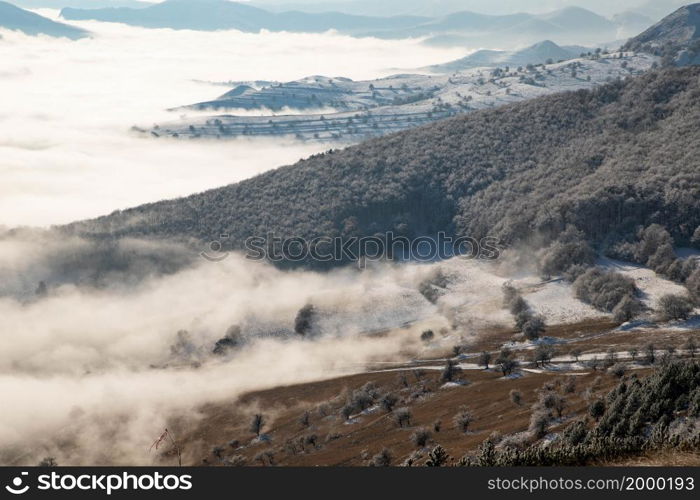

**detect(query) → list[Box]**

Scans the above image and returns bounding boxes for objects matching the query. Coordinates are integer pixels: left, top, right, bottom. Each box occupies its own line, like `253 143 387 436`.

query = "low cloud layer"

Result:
0 14 465 227
0 241 444 465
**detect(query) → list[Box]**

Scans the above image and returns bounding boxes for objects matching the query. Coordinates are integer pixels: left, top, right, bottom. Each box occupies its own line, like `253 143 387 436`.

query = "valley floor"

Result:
165 318 700 467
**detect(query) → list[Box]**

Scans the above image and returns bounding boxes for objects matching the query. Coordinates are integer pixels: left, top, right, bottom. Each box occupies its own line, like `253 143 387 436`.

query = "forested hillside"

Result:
65 67 700 266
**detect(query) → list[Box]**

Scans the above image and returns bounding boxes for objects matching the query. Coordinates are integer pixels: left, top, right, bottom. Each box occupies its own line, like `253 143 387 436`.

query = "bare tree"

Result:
394 407 412 428
380 393 398 413
441 359 462 382
644 343 656 365
478 351 492 370
496 348 518 376
410 427 431 448
453 407 475 433
570 347 583 363
250 414 266 437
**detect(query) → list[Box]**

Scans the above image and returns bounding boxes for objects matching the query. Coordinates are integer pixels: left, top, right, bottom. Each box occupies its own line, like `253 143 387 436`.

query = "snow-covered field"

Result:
154 52 658 141
518 279 603 324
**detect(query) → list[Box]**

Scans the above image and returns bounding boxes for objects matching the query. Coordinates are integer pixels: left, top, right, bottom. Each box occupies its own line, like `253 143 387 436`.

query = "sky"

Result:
0 14 465 228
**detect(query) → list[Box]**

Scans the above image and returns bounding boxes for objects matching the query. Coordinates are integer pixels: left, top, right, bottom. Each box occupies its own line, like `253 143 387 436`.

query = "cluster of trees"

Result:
340 382 381 420
572 268 643 321
502 283 546 339
609 223 700 316
65 67 700 272
459 360 700 466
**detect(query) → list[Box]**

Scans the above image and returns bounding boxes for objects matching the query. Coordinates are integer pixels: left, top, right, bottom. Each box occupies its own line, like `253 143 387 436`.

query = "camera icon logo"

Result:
5 472 29 495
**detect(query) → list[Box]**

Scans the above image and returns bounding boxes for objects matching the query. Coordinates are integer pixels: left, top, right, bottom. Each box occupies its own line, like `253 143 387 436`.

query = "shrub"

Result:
610 363 627 378
510 389 523 406
369 448 392 467
454 407 475 433
562 378 576 394
304 434 318 448
411 428 432 448
294 303 316 336
380 393 398 413
589 399 605 421
395 407 412 428
222 455 246 467
420 330 435 343
212 325 244 355
317 403 331 417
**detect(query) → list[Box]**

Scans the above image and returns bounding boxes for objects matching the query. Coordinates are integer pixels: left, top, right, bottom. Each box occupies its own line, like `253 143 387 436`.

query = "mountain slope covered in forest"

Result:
66 67 700 266
624 3 700 65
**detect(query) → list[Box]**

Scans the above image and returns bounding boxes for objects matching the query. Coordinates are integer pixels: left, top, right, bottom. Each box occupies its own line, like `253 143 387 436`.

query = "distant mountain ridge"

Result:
425 40 582 73
60 0 626 47
60 0 430 33
0 1 89 39
11 0 149 8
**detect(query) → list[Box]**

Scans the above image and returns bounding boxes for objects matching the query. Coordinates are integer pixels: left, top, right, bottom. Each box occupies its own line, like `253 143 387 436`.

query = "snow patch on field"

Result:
519 279 604 324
